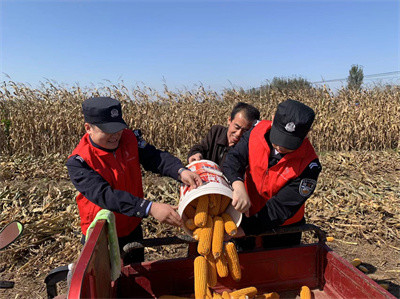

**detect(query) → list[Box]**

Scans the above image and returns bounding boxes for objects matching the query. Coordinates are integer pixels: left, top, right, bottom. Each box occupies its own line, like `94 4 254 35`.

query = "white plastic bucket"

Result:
178 160 242 236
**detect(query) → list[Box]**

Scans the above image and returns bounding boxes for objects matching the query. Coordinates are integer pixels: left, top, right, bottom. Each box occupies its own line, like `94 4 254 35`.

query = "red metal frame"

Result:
68 223 396 298
115 244 395 298
323 249 394 298
68 220 114 299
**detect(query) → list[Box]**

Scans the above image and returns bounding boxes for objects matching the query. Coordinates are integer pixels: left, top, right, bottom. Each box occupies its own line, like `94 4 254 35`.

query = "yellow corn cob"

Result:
212 216 224 258
299 286 311 299
194 195 209 227
213 292 223 299
198 216 213 256
256 292 280 299
238 296 247 299
221 291 230 299
185 218 197 231
206 254 217 287
185 204 197 219
209 194 221 216
193 228 203 240
351 258 362 267
326 236 335 242
219 195 231 215
221 213 237 236
225 242 241 281
215 253 229 278
229 287 258 298
194 256 208 299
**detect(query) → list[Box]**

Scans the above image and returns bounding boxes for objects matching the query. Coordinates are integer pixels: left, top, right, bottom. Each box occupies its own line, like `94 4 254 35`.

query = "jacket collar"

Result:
217 126 229 146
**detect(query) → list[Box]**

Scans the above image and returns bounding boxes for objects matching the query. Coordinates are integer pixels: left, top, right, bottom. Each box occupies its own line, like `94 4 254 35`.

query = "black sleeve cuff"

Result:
125 198 151 218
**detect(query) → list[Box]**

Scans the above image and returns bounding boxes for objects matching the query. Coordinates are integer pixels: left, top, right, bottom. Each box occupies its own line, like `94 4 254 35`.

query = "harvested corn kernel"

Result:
194 256 208 299
300 286 311 299
351 258 362 267
229 286 257 298
262 292 280 299
198 216 213 256
225 242 241 281
194 195 209 227
221 291 230 299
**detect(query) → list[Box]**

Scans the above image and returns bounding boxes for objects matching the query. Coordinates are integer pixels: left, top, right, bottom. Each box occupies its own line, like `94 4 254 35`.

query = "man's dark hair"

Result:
230 102 260 122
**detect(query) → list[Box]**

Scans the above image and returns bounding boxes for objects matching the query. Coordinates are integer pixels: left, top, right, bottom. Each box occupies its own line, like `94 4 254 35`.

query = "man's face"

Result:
85 123 123 150
227 111 253 146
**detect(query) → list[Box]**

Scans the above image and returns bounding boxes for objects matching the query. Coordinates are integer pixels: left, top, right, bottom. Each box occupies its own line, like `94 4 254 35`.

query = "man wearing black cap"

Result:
223 99 322 250
66 97 202 262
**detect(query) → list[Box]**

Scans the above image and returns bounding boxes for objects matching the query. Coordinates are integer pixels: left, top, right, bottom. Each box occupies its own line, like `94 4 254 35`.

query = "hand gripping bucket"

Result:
178 160 242 236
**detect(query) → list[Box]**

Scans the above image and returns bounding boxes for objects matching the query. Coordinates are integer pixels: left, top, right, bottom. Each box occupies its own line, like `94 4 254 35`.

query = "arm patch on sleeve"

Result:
299 178 317 197
75 155 85 163
133 129 147 149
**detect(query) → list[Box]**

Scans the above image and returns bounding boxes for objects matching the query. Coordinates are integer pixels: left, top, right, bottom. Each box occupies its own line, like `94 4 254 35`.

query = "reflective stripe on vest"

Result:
70 129 143 237
245 120 318 225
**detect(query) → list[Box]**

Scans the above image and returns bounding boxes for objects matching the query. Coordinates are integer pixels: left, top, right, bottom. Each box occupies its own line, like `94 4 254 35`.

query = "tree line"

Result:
245 64 366 95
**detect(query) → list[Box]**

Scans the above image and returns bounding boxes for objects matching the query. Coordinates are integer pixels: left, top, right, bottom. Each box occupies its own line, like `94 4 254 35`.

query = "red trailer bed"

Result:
67 220 395 298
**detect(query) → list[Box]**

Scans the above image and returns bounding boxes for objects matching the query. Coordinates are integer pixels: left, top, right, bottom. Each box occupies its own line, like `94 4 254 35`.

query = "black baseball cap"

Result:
270 99 315 150
82 97 128 134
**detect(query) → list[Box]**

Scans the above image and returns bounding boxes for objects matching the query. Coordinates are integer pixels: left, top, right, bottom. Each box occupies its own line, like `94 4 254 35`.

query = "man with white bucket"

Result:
223 99 322 250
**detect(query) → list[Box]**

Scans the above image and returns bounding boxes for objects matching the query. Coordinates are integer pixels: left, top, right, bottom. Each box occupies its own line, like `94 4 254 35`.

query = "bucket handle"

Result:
202 167 231 184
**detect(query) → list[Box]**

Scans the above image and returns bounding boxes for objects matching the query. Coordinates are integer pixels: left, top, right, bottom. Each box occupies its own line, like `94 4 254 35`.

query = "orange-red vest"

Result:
70 129 143 237
245 120 318 225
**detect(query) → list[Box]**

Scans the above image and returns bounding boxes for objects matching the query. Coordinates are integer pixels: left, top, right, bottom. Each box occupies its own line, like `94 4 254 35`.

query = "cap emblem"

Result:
285 122 296 132
110 108 119 118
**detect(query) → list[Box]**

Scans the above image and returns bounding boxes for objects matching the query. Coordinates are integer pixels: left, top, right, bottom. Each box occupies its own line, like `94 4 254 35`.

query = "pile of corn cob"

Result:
185 194 281 299
161 194 311 298
184 194 239 298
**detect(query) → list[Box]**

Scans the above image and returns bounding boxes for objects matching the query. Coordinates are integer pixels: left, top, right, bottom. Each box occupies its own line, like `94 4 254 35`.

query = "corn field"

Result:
0 81 399 298
1 81 399 156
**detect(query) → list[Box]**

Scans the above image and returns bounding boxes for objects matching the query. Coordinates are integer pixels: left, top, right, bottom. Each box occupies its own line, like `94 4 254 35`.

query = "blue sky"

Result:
1 0 399 92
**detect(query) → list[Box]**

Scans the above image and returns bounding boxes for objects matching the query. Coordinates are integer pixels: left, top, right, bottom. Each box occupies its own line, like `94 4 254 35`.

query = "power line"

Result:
365 71 400 78
312 71 400 84
313 77 347 84
364 75 400 81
